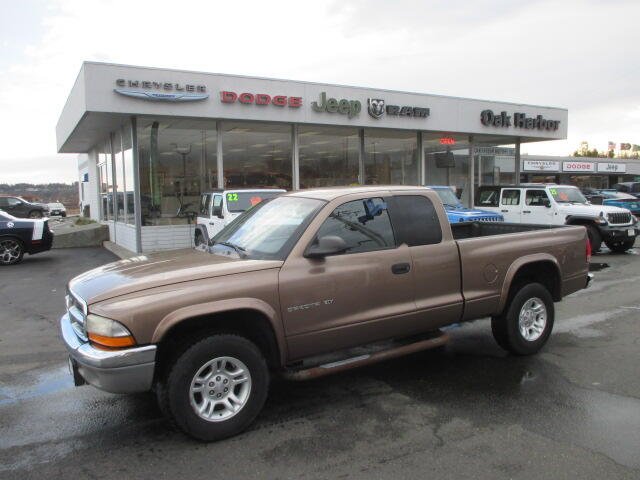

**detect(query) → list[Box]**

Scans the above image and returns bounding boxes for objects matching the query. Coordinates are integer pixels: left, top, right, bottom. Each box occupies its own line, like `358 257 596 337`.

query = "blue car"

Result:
428 186 504 223
596 190 640 216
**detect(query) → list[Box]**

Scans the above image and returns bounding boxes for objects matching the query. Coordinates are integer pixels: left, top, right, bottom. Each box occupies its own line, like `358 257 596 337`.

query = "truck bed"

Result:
451 221 589 322
451 221 562 240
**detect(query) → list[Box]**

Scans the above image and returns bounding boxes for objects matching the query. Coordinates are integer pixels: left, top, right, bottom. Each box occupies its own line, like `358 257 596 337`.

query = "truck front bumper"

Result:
599 224 639 242
60 313 157 394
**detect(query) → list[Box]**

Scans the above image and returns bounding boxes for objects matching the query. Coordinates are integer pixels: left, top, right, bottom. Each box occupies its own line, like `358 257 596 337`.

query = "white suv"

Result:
476 184 638 252
195 189 286 246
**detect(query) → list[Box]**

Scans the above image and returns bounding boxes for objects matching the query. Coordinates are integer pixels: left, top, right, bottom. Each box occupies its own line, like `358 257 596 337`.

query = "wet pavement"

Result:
1 245 639 479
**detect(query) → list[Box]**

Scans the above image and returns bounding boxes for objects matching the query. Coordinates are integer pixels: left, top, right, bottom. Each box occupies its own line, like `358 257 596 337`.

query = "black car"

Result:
0 210 54 265
0 195 49 218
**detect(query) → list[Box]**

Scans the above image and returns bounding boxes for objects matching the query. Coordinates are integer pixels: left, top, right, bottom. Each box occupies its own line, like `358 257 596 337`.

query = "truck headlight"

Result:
86 314 136 349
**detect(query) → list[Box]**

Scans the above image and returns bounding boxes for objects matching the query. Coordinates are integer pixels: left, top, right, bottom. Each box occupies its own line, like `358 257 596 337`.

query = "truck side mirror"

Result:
305 236 348 258
212 205 224 219
543 198 552 208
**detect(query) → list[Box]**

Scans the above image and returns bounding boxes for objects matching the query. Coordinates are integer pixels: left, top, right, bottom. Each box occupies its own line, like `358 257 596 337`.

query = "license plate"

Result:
628 229 635 237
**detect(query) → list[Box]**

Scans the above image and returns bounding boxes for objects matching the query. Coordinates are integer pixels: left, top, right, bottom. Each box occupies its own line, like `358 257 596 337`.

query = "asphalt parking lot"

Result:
1 245 639 479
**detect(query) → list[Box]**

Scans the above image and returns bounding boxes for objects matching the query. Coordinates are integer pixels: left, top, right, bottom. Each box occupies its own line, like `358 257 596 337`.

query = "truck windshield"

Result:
225 191 283 213
433 188 461 208
210 196 324 260
548 187 588 204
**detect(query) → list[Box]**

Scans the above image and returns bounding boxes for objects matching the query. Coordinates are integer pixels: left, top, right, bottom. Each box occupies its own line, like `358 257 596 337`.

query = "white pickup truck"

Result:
475 184 639 252
195 189 285 246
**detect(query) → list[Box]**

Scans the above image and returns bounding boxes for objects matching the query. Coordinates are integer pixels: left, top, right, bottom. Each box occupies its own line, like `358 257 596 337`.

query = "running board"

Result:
282 330 449 381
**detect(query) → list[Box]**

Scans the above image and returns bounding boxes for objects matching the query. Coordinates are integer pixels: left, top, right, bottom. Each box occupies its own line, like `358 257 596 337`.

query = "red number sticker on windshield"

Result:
250 196 263 206
559 192 569 201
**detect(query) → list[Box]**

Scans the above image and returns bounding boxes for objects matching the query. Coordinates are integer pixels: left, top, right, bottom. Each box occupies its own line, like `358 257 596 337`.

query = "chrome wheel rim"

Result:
0 239 21 264
189 356 252 422
29 211 42 218
518 297 547 341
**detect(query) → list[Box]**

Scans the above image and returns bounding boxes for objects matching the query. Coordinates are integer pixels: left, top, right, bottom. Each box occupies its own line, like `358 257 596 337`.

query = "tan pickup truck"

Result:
60 186 591 441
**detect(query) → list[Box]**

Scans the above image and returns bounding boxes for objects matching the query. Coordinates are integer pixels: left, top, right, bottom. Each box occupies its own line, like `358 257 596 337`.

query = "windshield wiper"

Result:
215 241 247 258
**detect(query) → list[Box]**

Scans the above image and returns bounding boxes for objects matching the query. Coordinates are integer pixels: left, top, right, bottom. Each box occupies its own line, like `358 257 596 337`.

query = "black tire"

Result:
586 224 602 253
61 212 67 217
28 210 43 219
194 230 205 247
491 282 554 356
605 238 636 253
0 237 24 266
157 334 269 442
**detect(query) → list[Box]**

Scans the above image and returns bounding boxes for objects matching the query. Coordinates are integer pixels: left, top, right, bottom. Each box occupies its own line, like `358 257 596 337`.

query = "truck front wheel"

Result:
605 238 635 253
586 225 602 253
491 283 555 355
157 334 269 441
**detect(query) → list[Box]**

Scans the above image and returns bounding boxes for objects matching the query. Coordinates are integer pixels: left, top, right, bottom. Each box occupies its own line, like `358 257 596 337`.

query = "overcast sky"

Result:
1 0 639 184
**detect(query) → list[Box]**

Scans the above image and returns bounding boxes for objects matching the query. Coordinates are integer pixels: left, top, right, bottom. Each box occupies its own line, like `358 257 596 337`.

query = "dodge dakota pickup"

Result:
60 186 591 441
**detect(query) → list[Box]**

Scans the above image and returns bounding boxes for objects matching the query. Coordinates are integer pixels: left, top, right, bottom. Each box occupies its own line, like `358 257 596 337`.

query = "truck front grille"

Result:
66 292 87 341
607 212 632 225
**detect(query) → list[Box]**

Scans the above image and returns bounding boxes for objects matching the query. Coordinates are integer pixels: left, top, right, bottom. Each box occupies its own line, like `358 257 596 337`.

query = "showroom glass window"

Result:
222 122 292 190
315 197 396 254
364 130 418 185
298 125 359 188
137 118 217 226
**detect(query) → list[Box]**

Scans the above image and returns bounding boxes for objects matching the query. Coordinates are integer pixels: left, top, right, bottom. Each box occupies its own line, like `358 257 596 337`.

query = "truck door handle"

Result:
501 209 509 213
391 263 411 275
209 222 215 225
523 210 531 214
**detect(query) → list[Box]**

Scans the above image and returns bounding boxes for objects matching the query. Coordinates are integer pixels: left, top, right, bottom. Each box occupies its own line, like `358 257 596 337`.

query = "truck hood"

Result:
68 248 283 305
557 203 630 216
446 206 500 217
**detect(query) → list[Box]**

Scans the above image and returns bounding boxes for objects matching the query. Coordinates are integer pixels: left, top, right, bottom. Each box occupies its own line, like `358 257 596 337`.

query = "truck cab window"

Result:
478 189 499 207
525 190 550 206
501 190 521 206
393 195 442 246
200 194 211 216
315 197 395 254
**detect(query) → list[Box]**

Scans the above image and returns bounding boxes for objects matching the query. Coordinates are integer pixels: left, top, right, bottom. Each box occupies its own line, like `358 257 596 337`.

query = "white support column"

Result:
130 117 142 254
292 124 300 190
418 131 425 185
515 138 521 185
358 129 365 184
217 122 224 188
468 136 475 208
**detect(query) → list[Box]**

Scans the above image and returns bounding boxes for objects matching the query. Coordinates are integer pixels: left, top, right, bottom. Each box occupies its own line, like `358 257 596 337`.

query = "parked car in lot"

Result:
612 182 640 198
47 202 67 217
0 195 49 218
476 184 638 252
428 185 503 223
0 209 54 265
589 190 640 216
61 186 590 441
195 189 286 246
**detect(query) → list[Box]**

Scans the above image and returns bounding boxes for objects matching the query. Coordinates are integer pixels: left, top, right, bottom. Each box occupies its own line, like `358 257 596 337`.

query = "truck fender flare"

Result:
565 215 599 226
498 253 561 312
194 224 209 243
151 297 287 364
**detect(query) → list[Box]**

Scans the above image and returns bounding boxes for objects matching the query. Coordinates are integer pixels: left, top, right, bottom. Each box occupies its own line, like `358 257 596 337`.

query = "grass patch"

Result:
74 217 96 226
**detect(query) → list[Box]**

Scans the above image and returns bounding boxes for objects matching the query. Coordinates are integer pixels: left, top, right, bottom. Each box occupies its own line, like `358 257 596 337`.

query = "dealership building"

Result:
57 62 569 253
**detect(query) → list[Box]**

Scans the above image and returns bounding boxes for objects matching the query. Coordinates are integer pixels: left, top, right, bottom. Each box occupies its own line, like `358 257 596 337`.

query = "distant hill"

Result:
0 182 79 207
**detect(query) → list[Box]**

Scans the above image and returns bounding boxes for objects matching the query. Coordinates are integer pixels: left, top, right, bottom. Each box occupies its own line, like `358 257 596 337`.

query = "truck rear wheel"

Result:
491 283 554 355
586 225 602 253
605 238 635 253
157 334 269 442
